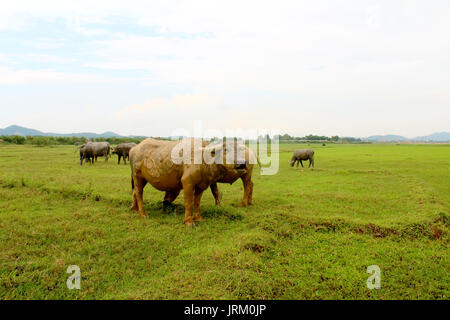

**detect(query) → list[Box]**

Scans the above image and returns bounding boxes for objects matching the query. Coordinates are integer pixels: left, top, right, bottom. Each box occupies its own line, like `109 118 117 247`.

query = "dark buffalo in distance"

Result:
80 143 95 165
112 142 137 165
79 141 111 165
290 148 315 168
92 142 111 162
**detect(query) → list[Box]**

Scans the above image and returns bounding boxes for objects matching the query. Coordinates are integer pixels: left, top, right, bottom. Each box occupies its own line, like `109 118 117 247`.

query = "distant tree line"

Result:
0 134 367 146
0 135 147 146
276 134 364 143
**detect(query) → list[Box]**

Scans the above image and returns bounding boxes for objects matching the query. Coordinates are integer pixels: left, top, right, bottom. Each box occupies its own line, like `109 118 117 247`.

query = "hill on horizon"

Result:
366 134 408 142
366 132 450 142
412 131 450 142
0 125 126 139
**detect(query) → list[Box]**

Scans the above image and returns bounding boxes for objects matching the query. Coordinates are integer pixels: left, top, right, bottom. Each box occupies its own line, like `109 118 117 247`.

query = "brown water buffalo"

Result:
112 142 136 165
209 145 258 207
290 148 314 168
129 138 252 226
163 143 259 207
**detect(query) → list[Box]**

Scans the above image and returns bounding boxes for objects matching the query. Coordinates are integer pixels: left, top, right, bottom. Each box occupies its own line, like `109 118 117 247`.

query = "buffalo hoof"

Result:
184 218 195 227
216 192 223 206
138 211 148 218
193 215 202 222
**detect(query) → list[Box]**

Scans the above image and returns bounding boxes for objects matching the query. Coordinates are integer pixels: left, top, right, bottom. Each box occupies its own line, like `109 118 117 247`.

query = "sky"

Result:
0 0 449 138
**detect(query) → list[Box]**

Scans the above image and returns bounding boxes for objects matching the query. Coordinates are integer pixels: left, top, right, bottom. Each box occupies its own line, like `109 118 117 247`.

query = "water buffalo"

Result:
290 149 314 168
91 142 111 162
162 143 259 207
79 143 95 165
112 142 136 165
209 145 258 207
79 142 110 164
130 138 252 226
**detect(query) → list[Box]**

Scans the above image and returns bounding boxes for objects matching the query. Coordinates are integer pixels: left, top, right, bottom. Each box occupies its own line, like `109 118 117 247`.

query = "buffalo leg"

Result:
241 174 253 206
181 178 195 226
300 160 304 168
131 182 138 212
247 178 254 205
192 188 205 222
118 155 121 165
131 191 138 212
123 154 127 165
210 183 222 205
296 159 299 168
309 157 314 168
132 176 148 217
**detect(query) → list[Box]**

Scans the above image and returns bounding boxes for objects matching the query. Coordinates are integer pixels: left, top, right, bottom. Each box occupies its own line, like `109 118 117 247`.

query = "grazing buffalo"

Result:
79 142 110 165
112 142 136 165
130 138 252 226
92 142 111 162
290 149 314 168
80 143 95 165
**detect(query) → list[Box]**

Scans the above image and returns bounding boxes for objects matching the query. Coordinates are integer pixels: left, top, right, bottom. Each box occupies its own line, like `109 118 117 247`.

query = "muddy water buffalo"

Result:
162 144 259 207
112 142 136 165
209 145 258 207
290 149 314 168
130 138 252 226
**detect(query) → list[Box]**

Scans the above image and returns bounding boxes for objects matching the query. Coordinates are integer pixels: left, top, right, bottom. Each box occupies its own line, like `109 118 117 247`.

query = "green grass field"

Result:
0 143 448 299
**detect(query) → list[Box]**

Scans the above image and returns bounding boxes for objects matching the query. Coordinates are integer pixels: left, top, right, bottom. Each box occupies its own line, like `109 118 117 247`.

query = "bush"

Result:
1 135 26 144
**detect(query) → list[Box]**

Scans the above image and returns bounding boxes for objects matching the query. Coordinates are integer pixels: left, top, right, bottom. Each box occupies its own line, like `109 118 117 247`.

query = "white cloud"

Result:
14 54 76 64
0 66 125 85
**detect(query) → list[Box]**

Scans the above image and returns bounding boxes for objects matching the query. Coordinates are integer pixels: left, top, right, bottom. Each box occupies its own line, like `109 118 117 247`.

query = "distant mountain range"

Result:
411 132 450 142
1 125 449 142
366 135 409 142
0 125 126 139
366 132 450 142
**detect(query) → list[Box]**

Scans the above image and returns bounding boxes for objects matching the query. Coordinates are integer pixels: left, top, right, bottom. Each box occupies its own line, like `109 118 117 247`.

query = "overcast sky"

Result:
0 0 449 138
